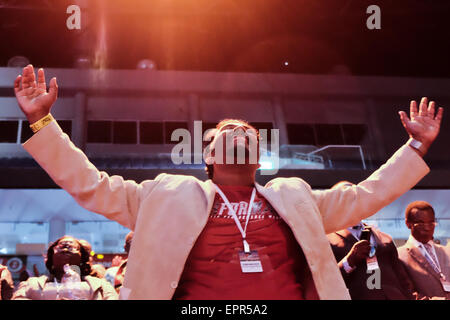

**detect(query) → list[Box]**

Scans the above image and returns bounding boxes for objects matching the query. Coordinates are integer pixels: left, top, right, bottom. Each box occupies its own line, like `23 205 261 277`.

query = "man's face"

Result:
406 209 436 244
210 122 259 165
52 237 82 269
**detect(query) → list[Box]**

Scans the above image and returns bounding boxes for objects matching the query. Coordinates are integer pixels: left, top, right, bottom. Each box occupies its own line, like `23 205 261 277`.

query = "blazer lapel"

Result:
434 246 447 274
85 276 102 295
201 179 218 217
255 183 288 221
406 243 442 282
37 275 49 290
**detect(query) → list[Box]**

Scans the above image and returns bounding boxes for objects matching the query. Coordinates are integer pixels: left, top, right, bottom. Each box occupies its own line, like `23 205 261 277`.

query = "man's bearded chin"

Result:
205 133 259 165
215 140 259 165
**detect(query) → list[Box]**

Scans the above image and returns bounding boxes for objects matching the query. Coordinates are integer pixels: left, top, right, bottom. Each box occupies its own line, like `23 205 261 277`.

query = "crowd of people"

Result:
1 65 446 300
0 232 133 300
0 204 448 300
328 197 449 300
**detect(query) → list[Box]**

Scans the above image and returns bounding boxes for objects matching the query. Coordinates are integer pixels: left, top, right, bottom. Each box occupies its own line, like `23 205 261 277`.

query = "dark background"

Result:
1 0 450 77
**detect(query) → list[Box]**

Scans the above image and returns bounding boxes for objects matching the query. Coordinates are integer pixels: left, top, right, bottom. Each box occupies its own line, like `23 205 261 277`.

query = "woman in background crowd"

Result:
12 236 117 300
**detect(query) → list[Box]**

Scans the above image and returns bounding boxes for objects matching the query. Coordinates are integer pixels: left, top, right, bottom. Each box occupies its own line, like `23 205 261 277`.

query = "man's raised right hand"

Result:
346 240 371 268
14 64 58 124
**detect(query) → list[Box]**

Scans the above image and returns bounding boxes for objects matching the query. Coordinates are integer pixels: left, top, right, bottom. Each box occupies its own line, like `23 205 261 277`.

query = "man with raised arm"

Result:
14 65 443 300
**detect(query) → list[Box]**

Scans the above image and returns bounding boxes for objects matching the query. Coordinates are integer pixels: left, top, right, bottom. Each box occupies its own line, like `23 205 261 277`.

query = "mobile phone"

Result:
360 228 371 241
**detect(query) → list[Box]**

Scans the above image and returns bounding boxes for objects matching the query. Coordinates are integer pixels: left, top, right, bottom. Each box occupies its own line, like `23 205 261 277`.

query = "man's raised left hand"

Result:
399 97 444 156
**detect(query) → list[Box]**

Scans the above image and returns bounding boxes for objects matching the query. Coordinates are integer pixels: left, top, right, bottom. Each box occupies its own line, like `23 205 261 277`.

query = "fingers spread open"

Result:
399 111 410 130
435 107 444 123
37 68 46 91
410 100 418 119
418 97 428 117
49 77 58 100
21 65 36 89
427 100 436 118
14 75 22 94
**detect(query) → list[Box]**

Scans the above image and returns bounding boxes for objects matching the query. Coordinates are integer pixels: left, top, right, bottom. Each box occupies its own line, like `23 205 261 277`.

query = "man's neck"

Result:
52 270 64 282
409 234 433 246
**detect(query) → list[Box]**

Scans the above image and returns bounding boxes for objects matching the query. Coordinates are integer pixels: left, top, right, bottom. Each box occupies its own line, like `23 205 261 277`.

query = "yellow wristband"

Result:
29 113 55 133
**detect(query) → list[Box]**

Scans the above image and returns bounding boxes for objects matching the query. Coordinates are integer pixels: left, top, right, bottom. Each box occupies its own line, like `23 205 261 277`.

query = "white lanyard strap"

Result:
54 278 62 299
214 184 256 253
421 244 443 277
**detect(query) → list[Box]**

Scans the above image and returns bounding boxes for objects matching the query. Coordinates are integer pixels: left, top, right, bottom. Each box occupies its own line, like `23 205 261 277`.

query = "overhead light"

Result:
7 56 30 68
137 59 157 70
74 56 92 69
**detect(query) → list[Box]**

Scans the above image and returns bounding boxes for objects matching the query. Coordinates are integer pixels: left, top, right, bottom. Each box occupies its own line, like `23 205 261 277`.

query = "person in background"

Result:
328 220 417 300
13 65 443 299
105 231 134 293
104 258 121 288
79 239 107 279
327 181 416 300
398 201 450 299
12 236 118 300
0 264 14 300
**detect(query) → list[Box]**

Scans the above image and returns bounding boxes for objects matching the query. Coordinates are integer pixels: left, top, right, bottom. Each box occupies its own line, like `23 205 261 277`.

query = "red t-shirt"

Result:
173 185 318 300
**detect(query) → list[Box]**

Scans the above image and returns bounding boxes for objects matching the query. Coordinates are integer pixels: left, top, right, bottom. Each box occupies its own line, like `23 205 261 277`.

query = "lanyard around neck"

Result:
421 243 443 277
214 184 256 253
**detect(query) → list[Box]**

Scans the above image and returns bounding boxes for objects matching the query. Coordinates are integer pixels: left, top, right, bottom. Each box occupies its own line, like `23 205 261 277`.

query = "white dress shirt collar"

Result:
407 234 435 250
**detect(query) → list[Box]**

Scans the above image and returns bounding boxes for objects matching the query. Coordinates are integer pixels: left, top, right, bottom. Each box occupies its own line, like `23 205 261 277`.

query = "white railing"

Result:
306 145 366 169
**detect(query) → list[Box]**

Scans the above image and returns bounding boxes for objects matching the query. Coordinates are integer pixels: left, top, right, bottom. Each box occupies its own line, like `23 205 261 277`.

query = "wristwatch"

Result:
407 137 427 154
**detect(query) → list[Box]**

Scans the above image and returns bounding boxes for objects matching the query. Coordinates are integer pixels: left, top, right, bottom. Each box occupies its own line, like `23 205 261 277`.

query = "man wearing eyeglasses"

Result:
327 182 417 300
398 201 450 299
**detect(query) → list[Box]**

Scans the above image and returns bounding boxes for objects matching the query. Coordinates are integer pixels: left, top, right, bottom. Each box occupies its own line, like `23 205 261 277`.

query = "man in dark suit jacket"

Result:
398 201 450 299
327 222 416 300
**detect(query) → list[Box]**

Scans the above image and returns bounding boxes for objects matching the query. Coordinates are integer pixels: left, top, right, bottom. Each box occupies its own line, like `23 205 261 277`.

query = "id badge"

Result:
239 250 263 273
441 279 450 292
366 255 379 271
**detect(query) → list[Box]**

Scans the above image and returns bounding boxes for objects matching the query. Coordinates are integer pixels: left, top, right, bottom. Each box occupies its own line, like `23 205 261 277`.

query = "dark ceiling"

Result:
1 0 450 77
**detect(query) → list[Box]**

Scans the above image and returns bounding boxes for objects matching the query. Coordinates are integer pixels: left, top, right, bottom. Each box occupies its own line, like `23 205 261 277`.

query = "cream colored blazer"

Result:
23 121 429 300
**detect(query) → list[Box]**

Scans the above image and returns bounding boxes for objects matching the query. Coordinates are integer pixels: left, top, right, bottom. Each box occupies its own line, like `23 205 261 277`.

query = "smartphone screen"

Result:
360 229 371 241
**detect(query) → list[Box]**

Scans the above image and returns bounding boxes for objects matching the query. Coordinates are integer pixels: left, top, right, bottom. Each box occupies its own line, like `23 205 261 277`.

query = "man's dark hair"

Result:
204 119 259 180
405 200 435 222
45 236 92 277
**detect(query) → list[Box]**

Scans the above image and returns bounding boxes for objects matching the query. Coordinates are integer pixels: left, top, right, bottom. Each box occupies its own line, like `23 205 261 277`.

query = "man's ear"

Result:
203 145 215 165
405 220 412 230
